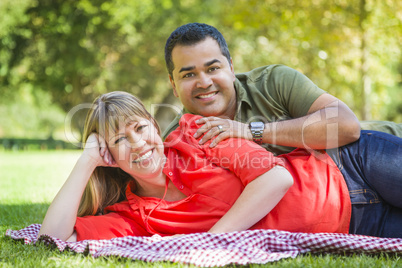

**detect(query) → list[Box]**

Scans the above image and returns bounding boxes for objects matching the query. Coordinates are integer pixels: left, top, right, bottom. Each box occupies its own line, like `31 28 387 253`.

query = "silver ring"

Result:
217 125 224 133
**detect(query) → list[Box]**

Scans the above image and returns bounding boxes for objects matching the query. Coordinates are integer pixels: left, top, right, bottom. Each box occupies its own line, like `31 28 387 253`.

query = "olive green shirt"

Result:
163 64 402 155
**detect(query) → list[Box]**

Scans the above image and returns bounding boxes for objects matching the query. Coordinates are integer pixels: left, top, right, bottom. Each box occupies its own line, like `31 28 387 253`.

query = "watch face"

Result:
250 121 265 129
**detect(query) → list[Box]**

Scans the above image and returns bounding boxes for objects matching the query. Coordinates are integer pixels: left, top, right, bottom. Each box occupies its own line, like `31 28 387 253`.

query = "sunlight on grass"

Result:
0 150 81 204
0 150 81 231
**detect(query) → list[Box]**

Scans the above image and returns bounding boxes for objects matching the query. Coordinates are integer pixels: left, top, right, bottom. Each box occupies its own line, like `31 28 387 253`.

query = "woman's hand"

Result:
83 133 118 167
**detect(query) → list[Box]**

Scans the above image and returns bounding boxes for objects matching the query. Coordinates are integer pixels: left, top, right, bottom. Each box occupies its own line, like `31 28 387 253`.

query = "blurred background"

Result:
0 0 401 150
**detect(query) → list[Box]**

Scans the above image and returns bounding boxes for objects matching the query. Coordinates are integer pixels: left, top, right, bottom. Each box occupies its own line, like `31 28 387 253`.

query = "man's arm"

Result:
194 93 361 150
264 93 361 149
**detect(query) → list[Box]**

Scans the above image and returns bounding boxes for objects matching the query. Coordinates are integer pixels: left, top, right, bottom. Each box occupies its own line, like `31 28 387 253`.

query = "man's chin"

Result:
197 111 226 118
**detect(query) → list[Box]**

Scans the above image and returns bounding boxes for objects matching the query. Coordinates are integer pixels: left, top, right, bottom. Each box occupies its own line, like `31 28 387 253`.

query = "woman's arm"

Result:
38 134 115 241
208 165 293 233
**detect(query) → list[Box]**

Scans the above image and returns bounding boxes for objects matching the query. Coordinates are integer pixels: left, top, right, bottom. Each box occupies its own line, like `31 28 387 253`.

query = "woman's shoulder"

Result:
165 114 202 143
179 114 203 132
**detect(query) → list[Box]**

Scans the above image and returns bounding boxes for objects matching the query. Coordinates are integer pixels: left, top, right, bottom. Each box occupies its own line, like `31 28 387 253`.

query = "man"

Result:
163 22 401 155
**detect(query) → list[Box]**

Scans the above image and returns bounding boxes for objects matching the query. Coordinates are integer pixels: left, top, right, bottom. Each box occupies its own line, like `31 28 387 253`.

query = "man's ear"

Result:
230 58 235 82
169 75 179 97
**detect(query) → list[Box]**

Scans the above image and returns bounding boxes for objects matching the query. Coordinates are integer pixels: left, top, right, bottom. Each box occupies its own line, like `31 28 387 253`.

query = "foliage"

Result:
0 84 66 139
1 150 402 267
0 0 401 139
218 0 402 120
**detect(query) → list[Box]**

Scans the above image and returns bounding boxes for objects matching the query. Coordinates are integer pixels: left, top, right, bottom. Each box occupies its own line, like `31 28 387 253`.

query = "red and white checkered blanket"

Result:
5 224 402 266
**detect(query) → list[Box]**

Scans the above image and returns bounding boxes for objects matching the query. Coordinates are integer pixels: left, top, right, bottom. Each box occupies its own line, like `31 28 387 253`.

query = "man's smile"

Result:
195 91 218 100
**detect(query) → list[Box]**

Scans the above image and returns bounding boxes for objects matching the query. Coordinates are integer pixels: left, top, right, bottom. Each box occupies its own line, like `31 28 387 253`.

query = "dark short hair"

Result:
164 23 231 77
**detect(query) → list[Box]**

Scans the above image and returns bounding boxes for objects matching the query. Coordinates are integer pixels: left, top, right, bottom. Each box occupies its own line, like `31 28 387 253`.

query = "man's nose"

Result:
196 72 213 89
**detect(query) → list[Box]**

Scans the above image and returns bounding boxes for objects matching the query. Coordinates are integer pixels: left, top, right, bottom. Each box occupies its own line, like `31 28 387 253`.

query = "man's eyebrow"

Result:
178 59 221 73
205 59 221 67
179 66 195 73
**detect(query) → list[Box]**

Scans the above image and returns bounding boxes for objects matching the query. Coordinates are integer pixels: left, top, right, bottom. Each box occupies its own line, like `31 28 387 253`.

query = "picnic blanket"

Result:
5 224 402 267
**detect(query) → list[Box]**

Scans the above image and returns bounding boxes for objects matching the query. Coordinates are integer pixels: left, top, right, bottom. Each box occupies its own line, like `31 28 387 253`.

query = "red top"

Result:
75 114 351 241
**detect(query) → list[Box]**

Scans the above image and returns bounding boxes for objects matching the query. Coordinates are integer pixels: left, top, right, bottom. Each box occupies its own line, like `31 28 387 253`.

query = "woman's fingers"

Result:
84 133 118 167
103 148 118 167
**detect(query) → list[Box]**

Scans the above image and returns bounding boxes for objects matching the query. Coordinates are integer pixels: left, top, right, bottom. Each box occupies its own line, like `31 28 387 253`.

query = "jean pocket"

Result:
349 189 380 204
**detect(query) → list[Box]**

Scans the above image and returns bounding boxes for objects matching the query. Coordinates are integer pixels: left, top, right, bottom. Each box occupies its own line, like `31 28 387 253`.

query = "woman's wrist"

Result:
78 153 100 170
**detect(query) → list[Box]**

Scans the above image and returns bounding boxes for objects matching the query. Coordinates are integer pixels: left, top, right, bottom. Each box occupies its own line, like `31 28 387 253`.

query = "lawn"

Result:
1 150 401 267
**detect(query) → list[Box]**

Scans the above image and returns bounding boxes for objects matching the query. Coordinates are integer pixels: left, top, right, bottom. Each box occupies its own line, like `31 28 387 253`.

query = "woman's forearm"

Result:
38 155 97 241
208 166 293 233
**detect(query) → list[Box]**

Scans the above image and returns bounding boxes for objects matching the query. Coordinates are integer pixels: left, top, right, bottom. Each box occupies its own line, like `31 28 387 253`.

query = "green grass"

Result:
1 151 401 267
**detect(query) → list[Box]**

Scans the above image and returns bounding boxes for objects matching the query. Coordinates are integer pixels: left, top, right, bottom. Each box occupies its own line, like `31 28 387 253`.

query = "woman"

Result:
38 91 402 242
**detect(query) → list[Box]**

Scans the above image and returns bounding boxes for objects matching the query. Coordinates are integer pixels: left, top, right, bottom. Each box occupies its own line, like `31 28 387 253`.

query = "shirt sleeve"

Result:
74 212 149 241
245 65 326 119
269 65 326 118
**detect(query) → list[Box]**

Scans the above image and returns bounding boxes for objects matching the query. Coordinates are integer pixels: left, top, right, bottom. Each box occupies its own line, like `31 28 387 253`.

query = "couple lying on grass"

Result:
39 91 402 241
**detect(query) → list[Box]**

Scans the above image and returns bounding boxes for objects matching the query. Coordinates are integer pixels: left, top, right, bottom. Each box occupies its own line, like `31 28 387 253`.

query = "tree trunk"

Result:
359 0 371 120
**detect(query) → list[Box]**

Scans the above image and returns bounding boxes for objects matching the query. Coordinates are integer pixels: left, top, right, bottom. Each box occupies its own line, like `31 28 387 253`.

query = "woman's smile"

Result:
131 148 154 164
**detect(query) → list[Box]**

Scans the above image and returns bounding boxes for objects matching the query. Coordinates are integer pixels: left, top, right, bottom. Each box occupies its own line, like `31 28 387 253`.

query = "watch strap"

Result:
249 121 265 145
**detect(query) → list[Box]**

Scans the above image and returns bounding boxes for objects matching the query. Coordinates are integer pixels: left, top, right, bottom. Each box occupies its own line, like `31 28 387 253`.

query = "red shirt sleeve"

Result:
167 114 286 186
74 209 149 241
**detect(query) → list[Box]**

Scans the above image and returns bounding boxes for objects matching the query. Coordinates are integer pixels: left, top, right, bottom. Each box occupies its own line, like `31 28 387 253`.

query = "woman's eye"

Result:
114 137 126 144
137 125 147 132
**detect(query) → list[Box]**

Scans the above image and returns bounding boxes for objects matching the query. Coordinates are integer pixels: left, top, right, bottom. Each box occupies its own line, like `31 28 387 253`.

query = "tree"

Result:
1 0 400 141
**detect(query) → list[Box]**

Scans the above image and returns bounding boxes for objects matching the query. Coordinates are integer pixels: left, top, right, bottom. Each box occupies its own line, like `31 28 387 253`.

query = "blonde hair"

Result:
77 91 160 216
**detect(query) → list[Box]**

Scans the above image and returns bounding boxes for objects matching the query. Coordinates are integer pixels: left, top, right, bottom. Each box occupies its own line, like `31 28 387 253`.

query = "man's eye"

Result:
183 73 194 78
208 67 219 72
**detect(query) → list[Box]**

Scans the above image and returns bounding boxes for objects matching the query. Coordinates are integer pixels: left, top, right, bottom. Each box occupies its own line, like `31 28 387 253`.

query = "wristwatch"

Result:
249 121 265 144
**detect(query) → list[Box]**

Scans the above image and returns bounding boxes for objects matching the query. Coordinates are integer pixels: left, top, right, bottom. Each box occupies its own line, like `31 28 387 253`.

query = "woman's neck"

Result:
134 173 186 201
134 172 167 199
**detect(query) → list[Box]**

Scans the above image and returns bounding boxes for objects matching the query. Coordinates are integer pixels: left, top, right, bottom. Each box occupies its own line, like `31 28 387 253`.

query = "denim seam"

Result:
349 189 380 204
362 132 402 147
337 147 344 171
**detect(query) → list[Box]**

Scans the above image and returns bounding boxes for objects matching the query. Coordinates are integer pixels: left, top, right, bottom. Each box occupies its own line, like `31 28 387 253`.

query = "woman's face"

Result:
106 116 165 180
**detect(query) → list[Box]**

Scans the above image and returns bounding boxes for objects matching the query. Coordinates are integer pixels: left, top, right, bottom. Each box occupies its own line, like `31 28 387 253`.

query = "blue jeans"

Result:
327 130 402 238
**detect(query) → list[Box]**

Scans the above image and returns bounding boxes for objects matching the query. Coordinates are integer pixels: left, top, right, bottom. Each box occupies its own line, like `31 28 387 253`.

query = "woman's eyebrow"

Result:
109 121 138 140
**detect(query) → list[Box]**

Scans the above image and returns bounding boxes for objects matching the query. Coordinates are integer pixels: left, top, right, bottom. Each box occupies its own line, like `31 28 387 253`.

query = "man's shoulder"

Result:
235 64 296 82
234 64 298 97
162 113 182 140
162 113 204 140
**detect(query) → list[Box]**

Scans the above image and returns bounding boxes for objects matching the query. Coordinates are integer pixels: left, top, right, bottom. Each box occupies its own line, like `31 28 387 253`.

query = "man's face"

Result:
169 37 237 119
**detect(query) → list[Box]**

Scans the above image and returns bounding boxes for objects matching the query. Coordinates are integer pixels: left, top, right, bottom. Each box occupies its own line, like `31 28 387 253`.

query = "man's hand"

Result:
194 117 252 148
